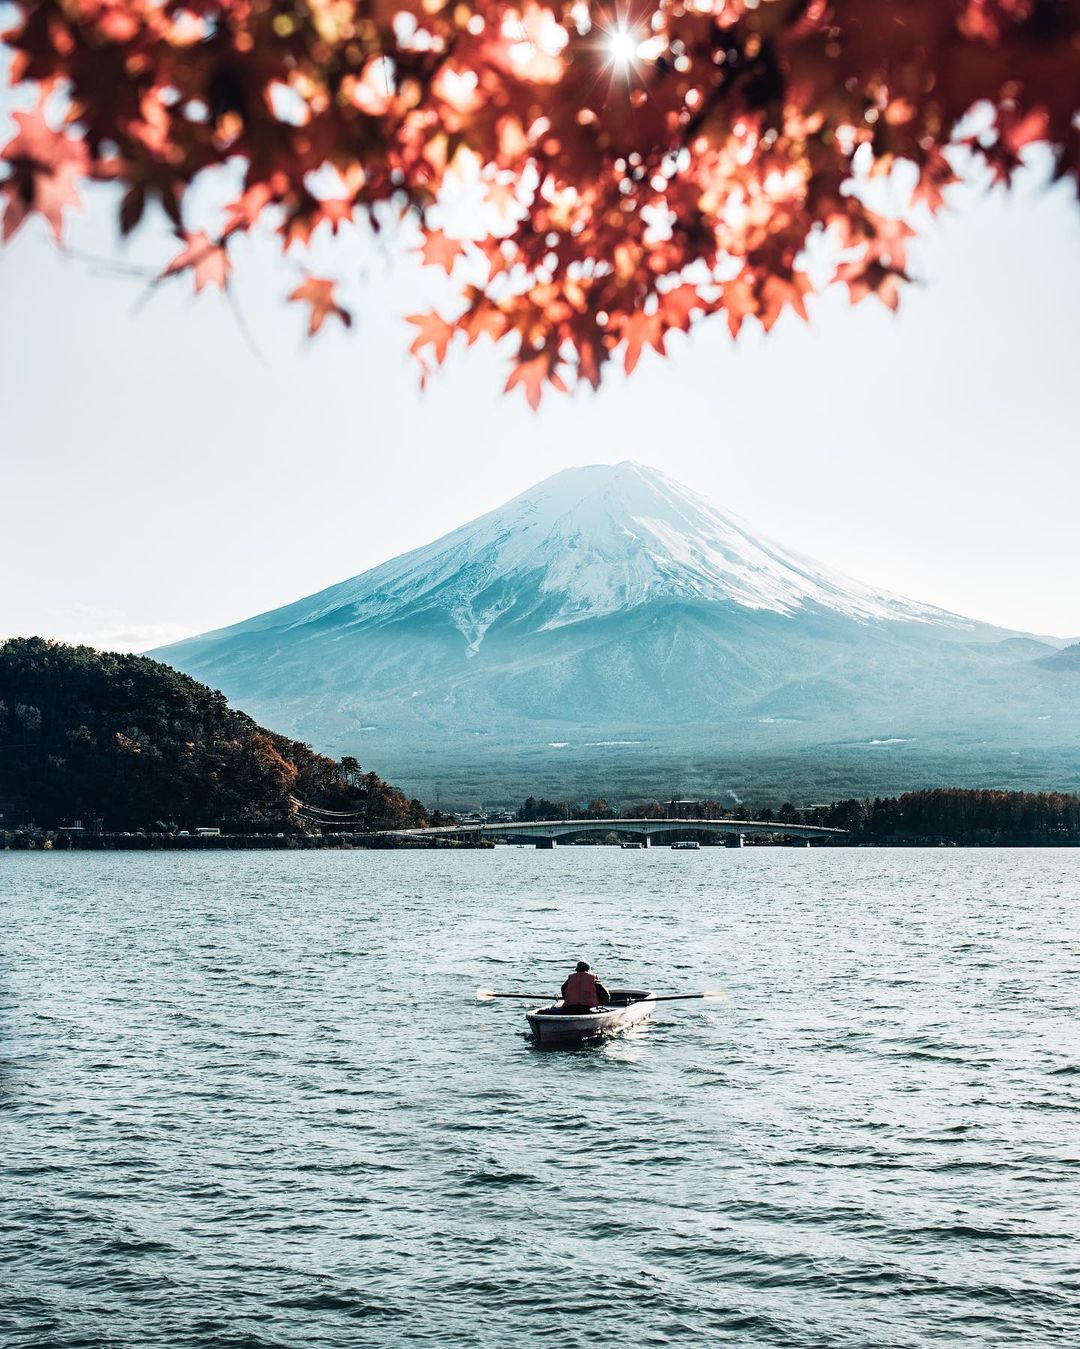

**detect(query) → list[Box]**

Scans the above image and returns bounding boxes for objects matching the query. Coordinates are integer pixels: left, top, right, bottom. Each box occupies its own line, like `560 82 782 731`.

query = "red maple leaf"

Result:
659 284 701 333
407 311 455 363
720 275 760 338
911 148 959 212
1000 107 1051 157
1 105 88 242
223 184 277 235
2 163 83 243
575 338 605 391
282 213 317 251
161 232 231 293
476 237 510 283
837 258 905 311
759 275 811 331
460 301 509 346
420 228 465 275
1 105 88 178
620 312 665 375
288 277 352 335
504 353 567 410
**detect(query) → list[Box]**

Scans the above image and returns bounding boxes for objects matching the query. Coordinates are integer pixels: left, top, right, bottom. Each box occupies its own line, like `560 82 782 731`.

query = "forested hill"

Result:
0 638 427 832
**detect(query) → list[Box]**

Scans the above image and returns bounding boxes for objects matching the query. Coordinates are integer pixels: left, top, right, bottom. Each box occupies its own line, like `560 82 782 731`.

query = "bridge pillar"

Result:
642 835 651 848
725 833 745 848
536 838 557 849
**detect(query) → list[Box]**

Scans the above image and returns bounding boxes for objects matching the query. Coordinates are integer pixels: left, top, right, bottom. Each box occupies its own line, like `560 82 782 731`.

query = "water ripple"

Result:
2 847 1078 1346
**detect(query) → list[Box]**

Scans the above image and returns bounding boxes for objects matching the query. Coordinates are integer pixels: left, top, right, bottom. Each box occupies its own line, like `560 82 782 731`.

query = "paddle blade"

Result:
475 987 496 1001
702 990 727 1001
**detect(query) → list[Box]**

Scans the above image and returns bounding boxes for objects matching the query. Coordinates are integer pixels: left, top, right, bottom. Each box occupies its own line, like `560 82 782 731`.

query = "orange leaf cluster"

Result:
3 0 1078 402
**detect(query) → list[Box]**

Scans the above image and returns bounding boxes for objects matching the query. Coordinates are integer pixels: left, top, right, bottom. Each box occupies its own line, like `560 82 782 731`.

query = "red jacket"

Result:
562 970 606 1006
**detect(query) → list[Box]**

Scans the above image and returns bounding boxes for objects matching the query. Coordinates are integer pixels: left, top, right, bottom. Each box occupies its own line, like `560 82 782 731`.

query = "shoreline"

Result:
4 831 1079 851
0 830 494 851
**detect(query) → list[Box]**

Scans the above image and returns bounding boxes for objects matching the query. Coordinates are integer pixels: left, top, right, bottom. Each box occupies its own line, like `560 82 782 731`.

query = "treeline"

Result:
0 638 427 832
516 789 1080 845
801 790 1080 845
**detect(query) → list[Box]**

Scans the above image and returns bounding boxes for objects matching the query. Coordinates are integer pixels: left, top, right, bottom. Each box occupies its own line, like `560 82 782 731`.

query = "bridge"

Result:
370 817 847 847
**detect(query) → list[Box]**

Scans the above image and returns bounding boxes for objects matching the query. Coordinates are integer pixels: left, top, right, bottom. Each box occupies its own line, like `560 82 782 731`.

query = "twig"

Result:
225 283 267 365
65 247 157 280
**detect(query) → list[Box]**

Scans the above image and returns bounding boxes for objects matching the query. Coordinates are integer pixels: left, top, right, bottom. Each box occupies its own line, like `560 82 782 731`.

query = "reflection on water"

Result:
2 847 1078 1346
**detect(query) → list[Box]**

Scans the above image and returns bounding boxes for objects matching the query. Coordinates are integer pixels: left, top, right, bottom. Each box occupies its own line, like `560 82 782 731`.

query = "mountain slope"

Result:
154 463 1078 803
188 461 960 647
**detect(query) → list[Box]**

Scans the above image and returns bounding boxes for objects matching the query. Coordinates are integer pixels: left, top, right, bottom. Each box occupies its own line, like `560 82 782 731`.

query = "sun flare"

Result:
606 23 637 70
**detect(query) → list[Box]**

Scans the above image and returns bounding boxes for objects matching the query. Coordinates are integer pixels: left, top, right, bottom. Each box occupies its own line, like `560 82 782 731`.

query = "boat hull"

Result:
526 989 655 1044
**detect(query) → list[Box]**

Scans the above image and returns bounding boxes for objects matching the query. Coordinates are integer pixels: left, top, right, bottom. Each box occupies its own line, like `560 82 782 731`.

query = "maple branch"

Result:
0 0 1076 403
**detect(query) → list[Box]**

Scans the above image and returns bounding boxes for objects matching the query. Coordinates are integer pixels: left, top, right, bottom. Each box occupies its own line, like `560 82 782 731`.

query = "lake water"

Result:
2 848 1078 1347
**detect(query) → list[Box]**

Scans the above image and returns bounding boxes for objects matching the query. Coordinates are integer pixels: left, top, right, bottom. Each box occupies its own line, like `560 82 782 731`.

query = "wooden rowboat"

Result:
526 988 655 1044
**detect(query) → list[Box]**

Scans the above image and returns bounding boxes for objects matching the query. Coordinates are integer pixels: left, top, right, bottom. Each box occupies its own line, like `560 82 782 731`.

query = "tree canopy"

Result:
515 789 1080 842
0 637 427 830
3 0 1078 402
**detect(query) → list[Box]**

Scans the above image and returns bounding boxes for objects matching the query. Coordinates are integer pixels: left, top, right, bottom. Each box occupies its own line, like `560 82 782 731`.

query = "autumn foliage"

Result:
3 0 1078 403
0 637 428 830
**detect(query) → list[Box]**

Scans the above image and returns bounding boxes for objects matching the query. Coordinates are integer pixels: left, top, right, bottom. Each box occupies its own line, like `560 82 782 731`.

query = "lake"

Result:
2 848 1078 1346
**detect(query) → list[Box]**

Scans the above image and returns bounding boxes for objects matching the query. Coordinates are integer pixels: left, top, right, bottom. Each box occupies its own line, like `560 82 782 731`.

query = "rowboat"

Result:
526 988 655 1044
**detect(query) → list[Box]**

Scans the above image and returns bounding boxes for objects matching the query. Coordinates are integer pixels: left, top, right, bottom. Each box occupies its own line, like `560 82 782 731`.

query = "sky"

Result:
2 80 1079 649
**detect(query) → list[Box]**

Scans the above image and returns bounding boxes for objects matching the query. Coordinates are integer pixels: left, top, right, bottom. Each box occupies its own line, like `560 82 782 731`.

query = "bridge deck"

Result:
376 817 846 841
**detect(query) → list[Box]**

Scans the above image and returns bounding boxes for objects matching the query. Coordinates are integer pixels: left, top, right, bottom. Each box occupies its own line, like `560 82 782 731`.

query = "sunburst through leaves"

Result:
2 0 1078 404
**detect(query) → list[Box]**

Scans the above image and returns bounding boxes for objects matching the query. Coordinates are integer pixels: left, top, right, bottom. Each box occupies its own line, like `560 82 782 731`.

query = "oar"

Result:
476 987 725 1003
644 991 726 1003
476 988 555 1001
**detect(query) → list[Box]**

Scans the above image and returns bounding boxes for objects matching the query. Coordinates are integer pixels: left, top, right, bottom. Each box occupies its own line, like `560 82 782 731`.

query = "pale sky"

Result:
2 77 1079 648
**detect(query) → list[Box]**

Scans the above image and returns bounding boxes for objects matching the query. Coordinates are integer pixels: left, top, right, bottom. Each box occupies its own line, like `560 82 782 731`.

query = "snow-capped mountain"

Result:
222 462 958 649
154 463 1076 803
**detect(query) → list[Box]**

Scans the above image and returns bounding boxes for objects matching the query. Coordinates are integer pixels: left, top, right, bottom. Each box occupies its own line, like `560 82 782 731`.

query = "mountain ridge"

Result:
154 462 1078 804
179 462 971 655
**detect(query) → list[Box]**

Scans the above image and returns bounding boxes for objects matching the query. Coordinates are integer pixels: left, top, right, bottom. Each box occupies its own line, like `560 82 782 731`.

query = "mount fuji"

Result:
154 463 1078 804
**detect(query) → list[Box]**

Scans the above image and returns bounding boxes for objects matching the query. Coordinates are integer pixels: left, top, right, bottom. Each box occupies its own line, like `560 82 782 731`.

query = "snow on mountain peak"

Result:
278 460 956 650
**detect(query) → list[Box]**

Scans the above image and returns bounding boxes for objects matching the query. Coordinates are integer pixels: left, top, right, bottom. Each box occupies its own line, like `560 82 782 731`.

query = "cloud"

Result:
1 607 195 654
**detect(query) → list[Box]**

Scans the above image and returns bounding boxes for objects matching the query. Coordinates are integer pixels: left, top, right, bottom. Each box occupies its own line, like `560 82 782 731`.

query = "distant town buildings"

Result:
451 810 516 827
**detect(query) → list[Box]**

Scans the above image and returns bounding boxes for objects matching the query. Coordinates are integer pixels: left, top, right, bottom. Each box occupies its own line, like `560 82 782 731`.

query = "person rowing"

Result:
560 960 611 1013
